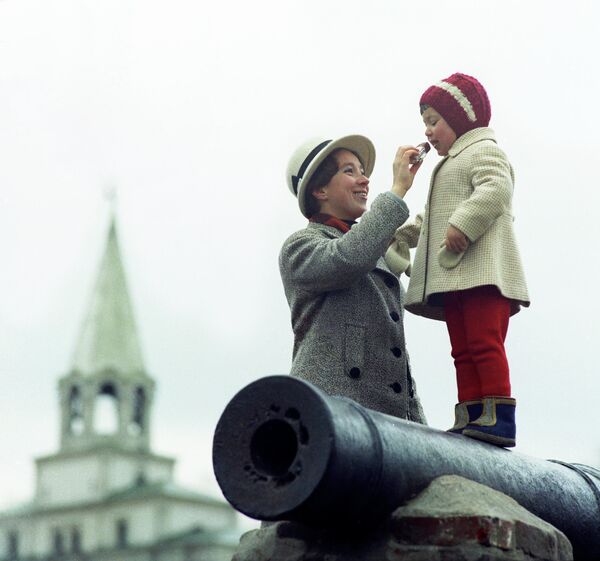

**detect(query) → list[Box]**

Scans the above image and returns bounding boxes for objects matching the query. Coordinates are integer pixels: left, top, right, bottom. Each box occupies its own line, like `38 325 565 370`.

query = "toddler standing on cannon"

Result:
390 73 529 447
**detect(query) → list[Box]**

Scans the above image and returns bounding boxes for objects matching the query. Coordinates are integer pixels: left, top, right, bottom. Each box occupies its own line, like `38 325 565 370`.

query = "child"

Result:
390 73 529 447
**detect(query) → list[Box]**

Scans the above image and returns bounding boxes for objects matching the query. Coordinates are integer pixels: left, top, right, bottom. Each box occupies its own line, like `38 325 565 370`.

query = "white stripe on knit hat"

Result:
436 80 477 122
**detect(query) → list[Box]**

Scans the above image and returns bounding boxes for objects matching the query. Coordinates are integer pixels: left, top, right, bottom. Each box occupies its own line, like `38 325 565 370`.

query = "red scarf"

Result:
309 213 353 234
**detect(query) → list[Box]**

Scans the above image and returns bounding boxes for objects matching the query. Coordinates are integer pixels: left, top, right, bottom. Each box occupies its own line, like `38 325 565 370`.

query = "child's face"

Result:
422 107 457 156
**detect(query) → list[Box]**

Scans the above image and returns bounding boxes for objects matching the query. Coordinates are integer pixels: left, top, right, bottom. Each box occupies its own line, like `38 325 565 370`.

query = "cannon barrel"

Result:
212 376 600 560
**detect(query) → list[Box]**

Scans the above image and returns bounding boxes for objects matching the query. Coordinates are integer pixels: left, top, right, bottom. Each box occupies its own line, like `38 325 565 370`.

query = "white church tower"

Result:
38 218 165 507
0 217 239 561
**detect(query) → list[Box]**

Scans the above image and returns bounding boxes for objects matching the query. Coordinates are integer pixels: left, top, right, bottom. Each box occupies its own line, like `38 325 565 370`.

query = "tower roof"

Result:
70 217 145 376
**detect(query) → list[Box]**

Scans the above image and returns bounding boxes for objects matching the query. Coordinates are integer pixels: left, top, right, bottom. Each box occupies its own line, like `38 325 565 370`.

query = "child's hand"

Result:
445 225 469 253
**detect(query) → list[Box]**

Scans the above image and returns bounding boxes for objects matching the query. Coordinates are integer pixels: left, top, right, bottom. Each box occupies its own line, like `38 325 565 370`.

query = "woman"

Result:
279 135 427 422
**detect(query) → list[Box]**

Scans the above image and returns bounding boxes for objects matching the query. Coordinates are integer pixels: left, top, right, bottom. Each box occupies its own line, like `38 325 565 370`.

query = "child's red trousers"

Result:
443 285 511 401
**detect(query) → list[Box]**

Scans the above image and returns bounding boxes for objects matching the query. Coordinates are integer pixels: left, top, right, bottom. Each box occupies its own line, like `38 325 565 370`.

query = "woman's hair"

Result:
305 148 362 218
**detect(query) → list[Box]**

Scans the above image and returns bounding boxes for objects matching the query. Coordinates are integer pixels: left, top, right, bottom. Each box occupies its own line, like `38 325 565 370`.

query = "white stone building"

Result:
0 218 239 561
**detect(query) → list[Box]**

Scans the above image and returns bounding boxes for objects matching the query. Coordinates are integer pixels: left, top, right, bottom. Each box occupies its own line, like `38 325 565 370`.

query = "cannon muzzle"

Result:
212 375 600 560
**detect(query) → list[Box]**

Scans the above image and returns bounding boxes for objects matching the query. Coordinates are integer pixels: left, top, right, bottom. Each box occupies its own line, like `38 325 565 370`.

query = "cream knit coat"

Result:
392 128 529 321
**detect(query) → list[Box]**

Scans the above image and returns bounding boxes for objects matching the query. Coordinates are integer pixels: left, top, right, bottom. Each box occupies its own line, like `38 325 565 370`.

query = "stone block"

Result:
232 524 308 561
231 476 573 561
389 475 573 561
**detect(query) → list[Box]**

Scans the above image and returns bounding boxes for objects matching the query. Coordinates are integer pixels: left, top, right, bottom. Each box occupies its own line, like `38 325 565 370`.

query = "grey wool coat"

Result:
393 128 530 321
279 192 427 423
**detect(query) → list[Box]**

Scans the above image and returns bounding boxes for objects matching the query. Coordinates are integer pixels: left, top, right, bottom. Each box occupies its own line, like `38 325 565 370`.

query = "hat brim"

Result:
297 135 375 218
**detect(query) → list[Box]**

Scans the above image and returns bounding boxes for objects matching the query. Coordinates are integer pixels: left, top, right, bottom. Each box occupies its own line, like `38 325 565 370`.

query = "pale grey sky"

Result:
1 0 599 515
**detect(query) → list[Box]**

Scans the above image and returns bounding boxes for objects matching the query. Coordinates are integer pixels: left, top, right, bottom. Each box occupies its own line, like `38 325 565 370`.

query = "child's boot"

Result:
462 396 516 448
447 400 483 434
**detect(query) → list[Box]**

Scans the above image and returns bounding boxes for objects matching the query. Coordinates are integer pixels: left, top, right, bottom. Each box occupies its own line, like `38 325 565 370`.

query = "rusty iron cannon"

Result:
212 376 600 560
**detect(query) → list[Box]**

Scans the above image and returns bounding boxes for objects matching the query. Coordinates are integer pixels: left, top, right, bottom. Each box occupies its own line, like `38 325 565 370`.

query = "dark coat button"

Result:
391 347 402 358
389 311 400 322
389 382 402 393
384 277 395 288
348 367 361 379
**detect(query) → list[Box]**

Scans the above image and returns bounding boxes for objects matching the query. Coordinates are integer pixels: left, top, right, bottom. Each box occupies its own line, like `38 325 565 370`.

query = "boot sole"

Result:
447 428 464 434
463 428 515 448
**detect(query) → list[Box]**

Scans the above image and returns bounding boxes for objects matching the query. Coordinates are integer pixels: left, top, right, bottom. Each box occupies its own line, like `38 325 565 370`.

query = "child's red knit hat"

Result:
420 73 491 138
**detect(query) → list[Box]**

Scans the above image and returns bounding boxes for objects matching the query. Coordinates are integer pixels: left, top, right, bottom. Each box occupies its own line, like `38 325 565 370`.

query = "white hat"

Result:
286 135 376 218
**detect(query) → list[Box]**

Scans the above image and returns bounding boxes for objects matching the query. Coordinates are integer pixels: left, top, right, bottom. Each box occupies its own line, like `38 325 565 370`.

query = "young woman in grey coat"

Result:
279 135 427 423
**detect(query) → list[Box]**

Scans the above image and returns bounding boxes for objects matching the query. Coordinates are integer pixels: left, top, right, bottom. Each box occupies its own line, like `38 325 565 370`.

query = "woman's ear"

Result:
312 186 328 201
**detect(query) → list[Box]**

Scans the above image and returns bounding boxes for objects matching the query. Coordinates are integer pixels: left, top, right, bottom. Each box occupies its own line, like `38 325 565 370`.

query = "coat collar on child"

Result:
448 127 496 158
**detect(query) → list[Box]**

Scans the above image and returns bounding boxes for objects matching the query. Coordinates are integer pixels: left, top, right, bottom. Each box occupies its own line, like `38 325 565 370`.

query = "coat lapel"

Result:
448 127 496 157
307 221 344 238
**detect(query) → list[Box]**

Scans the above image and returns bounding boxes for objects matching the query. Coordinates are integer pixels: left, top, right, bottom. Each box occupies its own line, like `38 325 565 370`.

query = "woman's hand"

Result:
391 145 422 198
445 225 470 253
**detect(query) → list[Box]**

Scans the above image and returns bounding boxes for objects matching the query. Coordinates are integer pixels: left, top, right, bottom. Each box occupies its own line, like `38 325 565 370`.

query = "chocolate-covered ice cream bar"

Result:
411 141 430 163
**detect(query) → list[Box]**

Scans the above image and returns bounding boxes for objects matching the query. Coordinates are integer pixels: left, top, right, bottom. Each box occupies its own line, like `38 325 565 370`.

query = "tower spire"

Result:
59 215 154 452
70 216 145 376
